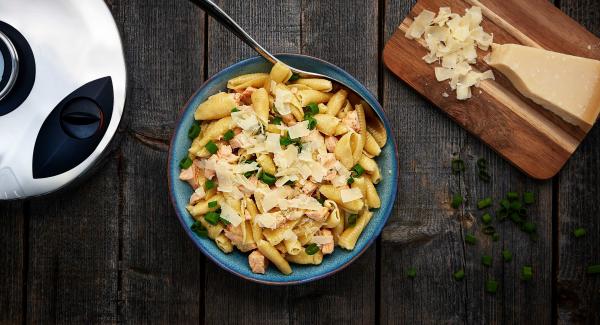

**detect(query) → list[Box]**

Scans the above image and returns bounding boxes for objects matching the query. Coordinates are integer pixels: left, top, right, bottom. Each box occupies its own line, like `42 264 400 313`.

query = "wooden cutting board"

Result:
383 0 600 179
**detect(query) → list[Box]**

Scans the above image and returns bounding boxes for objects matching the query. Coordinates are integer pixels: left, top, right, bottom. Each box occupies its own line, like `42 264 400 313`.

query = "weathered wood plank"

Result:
204 1 378 324
556 1 600 323
381 0 553 323
108 0 206 323
204 1 298 323
0 202 24 324
26 159 120 323
289 0 379 324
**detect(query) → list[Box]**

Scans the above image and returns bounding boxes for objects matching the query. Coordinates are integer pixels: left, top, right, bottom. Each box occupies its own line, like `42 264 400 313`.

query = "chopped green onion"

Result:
188 123 201 139
352 164 365 177
346 177 354 185
521 222 536 234
280 135 293 146
223 130 234 141
306 102 319 115
485 279 498 294
208 201 218 208
451 194 464 209
492 232 500 242
306 116 317 130
465 233 477 245
500 199 510 210
477 197 493 209
259 172 276 185
510 212 523 225
521 266 533 281
317 197 325 205
204 211 220 225
219 217 230 225
204 179 215 190
451 159 465 174
497 208 508 221
518 207 528 217
481 213 492 224
271 116 282 125
523 191 534 204
179 157 193 169
502 249 513 262
288 73 300 82
573 228 586 238
587 264 600 274
478 170 491 183
482 225 496 235
348 214 358 227
244 171 255 178
191 221 208 237
305 243 319 255
510 201 522 211
482 255 492 267
231 107 239 112
284 180 295 185
507 192 519 201
406 267 417 278
205 140 218 154
477 158 487 169
453 269 465 281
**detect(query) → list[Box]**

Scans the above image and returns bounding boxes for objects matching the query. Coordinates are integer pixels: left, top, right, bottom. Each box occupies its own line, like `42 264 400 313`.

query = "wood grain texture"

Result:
204 1 298 323
204 1 378 324
556 1 600 323
108 0 206 323
0 202 24 324
383 0 600 180
381 0 552 323
26 160 120 323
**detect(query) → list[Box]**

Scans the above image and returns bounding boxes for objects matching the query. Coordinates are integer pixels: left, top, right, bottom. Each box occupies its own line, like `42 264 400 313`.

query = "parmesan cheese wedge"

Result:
489 43 600 131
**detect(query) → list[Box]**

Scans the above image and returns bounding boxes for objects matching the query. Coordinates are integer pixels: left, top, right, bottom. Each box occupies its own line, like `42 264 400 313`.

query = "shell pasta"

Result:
179 62 386 275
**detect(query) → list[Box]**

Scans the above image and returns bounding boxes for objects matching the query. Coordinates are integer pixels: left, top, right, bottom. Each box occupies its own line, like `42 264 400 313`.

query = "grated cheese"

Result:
340 187 363 203
287 121 311 139
265 132 282 153
311 235 334 245
219 201 243 227
405 6 495 100
254 212 280 229
274 88 294 115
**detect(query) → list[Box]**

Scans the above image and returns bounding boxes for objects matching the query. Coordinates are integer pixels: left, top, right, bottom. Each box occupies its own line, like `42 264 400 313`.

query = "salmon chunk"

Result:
248 250 268 274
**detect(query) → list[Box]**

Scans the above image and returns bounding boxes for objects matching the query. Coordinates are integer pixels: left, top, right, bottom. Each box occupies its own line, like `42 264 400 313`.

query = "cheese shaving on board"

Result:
340 188 363 203
404 6 495 100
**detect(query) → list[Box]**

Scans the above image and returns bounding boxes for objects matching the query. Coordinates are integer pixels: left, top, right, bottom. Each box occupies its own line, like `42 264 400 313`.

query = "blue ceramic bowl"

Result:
168 54 398 285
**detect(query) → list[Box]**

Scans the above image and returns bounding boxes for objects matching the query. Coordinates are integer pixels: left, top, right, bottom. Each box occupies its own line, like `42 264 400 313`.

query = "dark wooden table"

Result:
1 0 599 323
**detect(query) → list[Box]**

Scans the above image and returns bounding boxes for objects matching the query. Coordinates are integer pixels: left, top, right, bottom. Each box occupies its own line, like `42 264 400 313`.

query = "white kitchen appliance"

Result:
0 0 126 199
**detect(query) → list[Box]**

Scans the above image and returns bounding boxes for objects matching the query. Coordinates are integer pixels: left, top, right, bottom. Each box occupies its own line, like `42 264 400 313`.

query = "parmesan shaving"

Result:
340 188 363 203
219 201 243 227
288 120 311 139
405 6 495 100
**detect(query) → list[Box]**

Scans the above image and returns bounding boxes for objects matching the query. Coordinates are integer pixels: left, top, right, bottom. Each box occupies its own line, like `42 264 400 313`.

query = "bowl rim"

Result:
167 53 399 285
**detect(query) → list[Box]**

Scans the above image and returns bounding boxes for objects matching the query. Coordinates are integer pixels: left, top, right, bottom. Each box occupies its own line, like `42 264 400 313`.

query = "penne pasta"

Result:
313 114 340 136
338 209 373 250
318 185 364 213
283 238 302 256
257 153 277 175
326 89 348 116
293 78 333 92
195 92 237 120
227 73 269 91
251 88 270 125
257 240 292 275
215 234 234 253
298 89 332 106
364 132 382 156
285 250 324 265
186 194 223 217
270 62 293 83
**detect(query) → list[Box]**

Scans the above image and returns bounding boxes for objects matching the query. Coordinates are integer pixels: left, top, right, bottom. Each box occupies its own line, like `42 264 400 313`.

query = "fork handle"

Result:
188 0 279 65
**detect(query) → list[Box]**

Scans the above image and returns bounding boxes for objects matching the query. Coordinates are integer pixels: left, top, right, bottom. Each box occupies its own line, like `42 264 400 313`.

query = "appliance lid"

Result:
0 0 126 199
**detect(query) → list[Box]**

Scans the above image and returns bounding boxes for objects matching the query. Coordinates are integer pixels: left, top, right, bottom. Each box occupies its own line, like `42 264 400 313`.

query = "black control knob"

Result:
60 98 103 139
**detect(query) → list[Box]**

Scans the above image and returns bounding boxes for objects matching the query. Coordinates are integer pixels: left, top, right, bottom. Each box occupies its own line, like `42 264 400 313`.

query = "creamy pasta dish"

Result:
179 62 386 275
